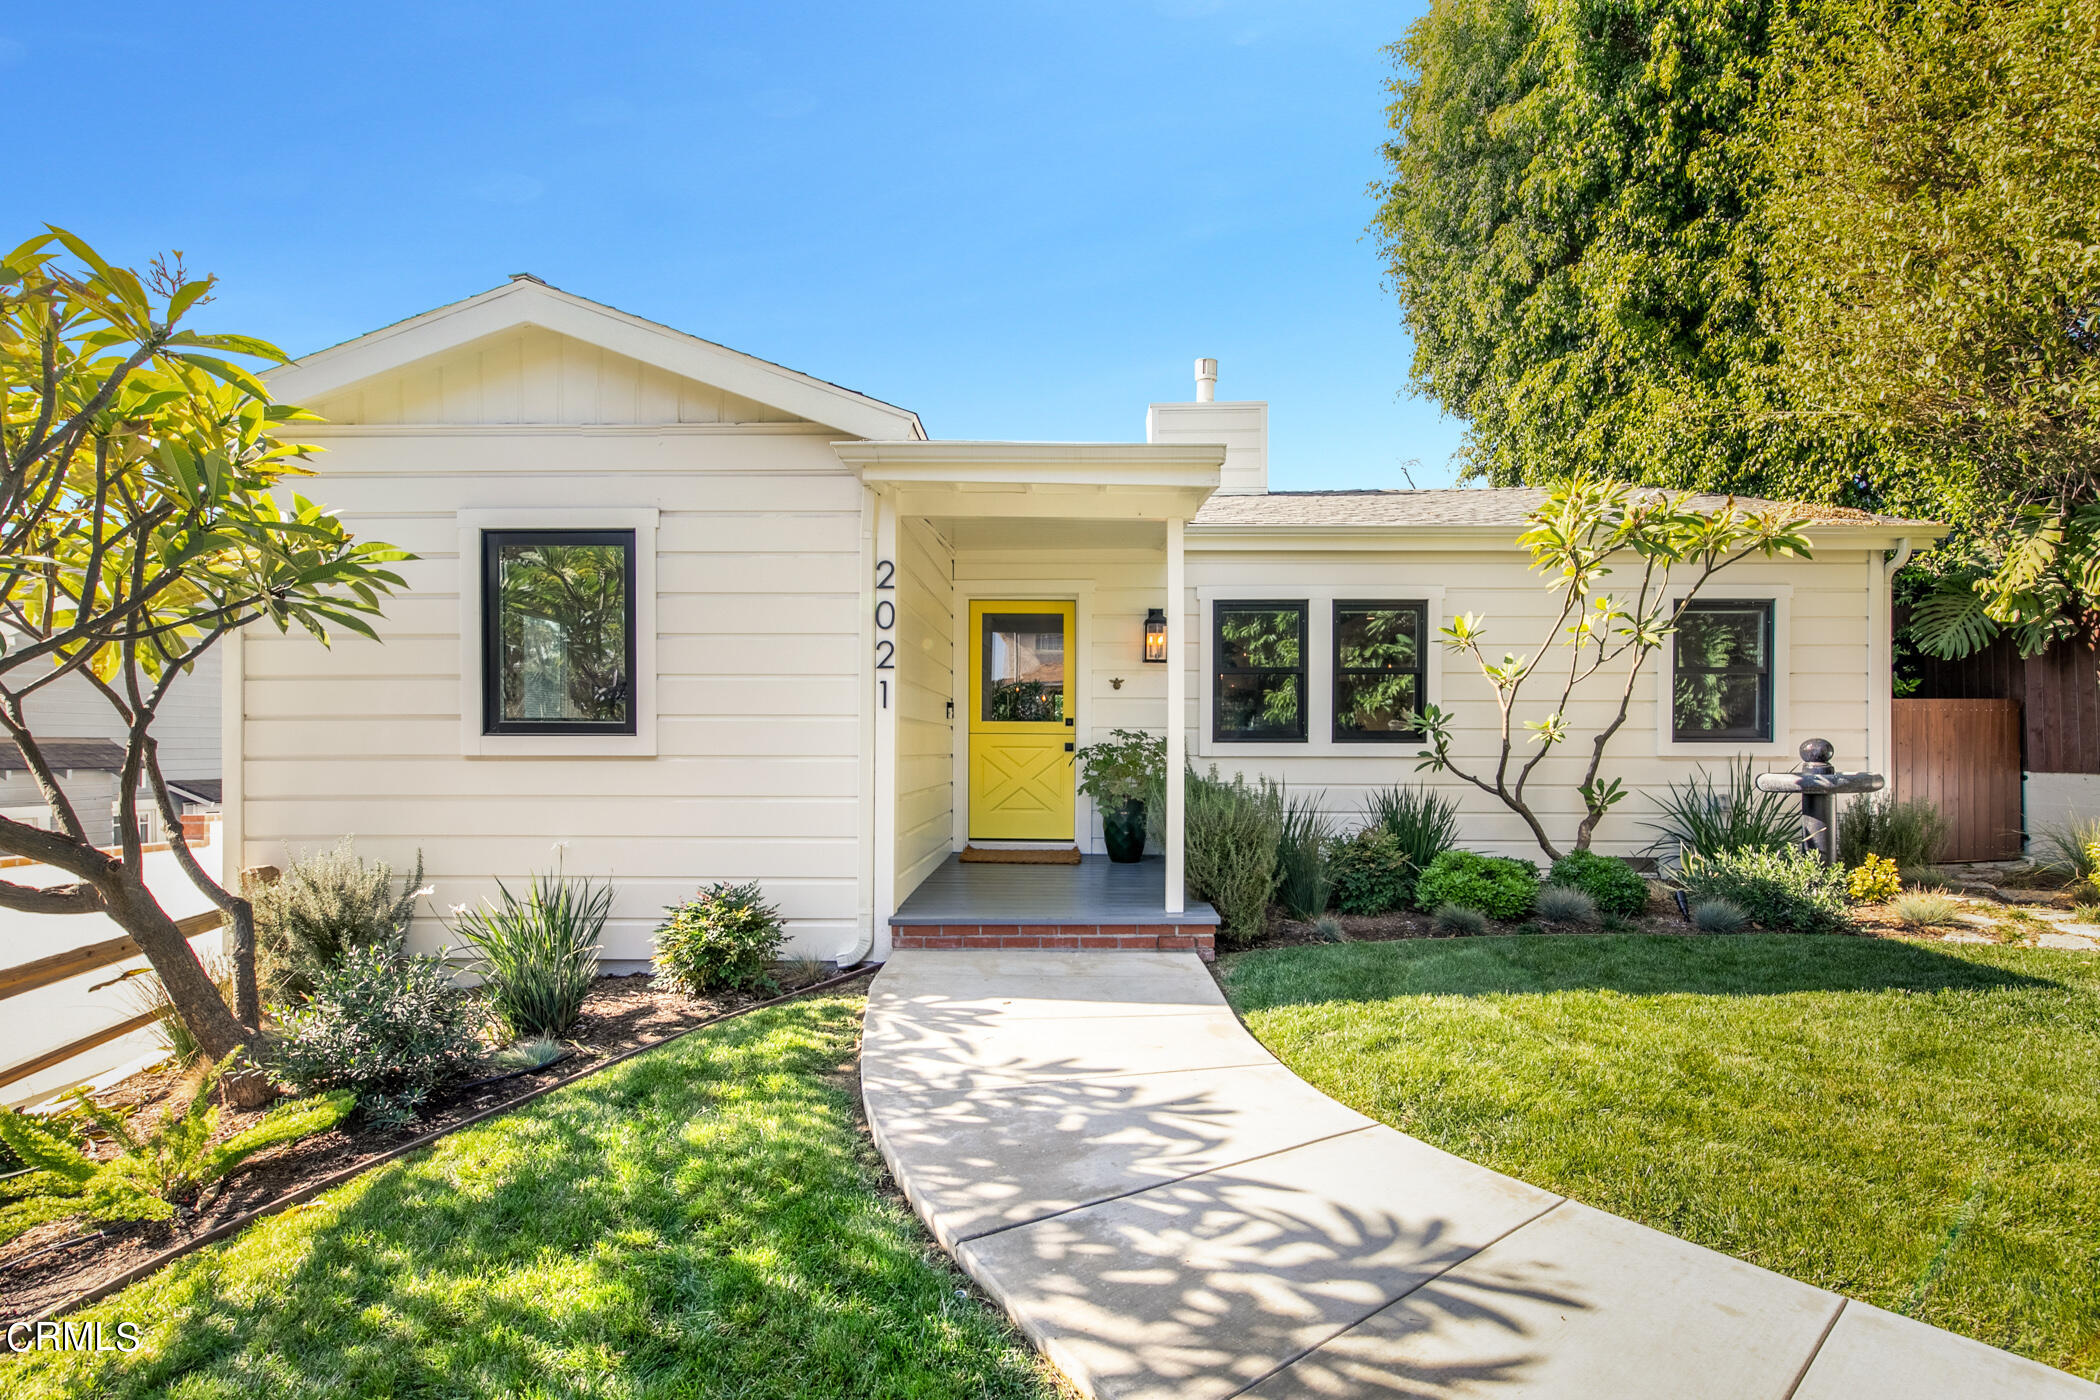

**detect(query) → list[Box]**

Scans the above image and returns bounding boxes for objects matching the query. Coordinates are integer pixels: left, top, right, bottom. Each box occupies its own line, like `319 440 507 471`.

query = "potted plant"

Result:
1075 728 1166 863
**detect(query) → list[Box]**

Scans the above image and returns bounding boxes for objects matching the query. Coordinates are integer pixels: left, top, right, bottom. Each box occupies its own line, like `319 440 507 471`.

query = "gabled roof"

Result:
1192 488 1943 534
269 276 926 441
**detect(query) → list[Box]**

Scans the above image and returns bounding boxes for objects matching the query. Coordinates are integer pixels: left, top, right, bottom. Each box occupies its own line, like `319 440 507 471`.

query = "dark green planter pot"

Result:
1102 798 1147 863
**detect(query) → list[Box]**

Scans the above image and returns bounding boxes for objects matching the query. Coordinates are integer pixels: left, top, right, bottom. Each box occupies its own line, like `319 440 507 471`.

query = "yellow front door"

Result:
968 599 1077 841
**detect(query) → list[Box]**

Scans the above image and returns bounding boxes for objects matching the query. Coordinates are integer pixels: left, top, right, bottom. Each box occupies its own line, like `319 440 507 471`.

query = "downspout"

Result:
843 483 879 968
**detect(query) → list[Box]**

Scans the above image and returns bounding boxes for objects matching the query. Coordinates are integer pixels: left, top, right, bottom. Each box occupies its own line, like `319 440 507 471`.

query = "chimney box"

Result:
1147 357 1267 495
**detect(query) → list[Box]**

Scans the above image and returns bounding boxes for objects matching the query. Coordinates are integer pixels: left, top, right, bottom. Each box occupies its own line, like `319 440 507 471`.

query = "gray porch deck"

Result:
890 854 1219 928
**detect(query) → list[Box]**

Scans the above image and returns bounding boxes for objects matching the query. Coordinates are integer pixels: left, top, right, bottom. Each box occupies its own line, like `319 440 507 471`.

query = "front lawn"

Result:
6 995 1063 1400
1219 935 2100 1379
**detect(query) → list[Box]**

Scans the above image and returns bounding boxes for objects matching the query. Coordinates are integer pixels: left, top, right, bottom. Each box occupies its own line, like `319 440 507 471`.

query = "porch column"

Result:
1165 516 1186 914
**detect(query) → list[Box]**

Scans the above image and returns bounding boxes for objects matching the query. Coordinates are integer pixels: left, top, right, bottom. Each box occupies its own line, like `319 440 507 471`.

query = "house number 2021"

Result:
874 559 896 708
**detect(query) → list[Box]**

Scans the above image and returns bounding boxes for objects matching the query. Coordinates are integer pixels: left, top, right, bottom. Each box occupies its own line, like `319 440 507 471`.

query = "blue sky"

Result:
8 1 1464 488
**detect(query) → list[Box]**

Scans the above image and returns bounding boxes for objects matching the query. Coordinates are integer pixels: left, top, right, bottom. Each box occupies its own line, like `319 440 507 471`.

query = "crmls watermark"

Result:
5 1320 143 1354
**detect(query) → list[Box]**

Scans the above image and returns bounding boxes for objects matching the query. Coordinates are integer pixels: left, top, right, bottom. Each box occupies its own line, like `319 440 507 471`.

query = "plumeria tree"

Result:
0 228 409 1086
1409 479 1812 859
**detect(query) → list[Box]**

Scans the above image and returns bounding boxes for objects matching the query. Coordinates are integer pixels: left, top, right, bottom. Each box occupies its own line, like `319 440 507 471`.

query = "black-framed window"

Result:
1333 600 1428 743
1214 601 1306 742
482 529 637 736
1672 599 1774 742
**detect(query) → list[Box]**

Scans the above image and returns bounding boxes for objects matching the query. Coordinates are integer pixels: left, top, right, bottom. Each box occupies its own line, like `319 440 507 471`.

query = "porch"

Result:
889 853 1220 959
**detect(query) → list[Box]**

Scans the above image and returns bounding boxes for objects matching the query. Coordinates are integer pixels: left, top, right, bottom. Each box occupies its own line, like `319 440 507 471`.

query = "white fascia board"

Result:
270 281 925 441
1186 523 1945 552
836 441 1225 488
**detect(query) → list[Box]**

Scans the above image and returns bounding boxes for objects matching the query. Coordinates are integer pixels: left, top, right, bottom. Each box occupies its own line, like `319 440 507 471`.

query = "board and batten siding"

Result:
1176 545 1878 861
237 417 872 965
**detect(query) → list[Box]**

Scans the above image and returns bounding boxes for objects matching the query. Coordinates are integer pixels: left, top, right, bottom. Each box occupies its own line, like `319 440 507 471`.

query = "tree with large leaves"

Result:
0 229 409 1087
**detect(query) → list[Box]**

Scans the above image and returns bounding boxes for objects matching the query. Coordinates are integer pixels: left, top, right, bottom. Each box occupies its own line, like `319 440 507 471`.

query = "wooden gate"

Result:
1893 699 2022 861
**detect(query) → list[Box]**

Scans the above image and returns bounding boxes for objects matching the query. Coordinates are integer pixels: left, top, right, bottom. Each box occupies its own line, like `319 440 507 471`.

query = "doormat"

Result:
959 845 1083 865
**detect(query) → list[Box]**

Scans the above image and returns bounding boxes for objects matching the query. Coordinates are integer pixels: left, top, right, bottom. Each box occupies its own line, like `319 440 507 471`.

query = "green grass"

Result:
1219 935 2100 1378
9 996 1063 1399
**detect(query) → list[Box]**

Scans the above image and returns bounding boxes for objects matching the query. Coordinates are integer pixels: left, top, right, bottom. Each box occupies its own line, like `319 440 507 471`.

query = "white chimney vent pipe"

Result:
1194 357 1218 403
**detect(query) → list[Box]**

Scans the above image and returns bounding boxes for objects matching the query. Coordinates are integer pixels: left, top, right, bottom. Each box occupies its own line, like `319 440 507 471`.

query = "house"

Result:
234 277 1935 965
0 659 221 847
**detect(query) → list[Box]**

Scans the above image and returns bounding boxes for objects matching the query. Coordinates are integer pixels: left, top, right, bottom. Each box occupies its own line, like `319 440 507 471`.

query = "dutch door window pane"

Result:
982 612 1065 722
1672 600 1773 742
1334 601 1428 742
484 530 636 735
1214 602 1307 742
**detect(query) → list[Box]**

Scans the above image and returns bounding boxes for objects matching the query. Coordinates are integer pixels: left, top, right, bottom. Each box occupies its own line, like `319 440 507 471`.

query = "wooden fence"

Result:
0 909 225 1093
1893 699 2024 861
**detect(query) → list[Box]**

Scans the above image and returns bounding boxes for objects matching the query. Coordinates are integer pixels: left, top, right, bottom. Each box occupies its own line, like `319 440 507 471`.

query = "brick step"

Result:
892 924 1215 962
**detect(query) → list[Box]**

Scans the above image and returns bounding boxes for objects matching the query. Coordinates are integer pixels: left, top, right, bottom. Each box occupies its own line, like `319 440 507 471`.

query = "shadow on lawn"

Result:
19 998 1053 1400
1227 932 2060 1009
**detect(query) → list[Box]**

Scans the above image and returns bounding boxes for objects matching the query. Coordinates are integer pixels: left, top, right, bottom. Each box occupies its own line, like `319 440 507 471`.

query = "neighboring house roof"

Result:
270 275 927 442
0 739 127 773
166 779 222 806
1191 488 1942 533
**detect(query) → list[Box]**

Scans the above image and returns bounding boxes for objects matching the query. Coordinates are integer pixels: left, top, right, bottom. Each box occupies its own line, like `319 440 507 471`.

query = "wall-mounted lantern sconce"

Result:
1143 608 1168 663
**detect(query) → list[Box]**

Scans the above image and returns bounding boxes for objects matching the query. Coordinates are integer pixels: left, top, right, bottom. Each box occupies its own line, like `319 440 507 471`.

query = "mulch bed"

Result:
0 969 844 1323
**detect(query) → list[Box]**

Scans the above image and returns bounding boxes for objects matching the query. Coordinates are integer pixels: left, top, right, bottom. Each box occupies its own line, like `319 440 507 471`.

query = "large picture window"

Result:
1333 600 1428 743
482 530 637 736
1214 601 1307 742
1672 599 1774 742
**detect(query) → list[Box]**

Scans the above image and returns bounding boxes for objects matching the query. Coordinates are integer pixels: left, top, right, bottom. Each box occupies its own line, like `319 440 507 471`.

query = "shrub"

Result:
1183 767 1283 948
2035 816 2100 889
1676 849 1852 933
1899 864 1946 891
1414 850 1540 919
1327 827 1415 915
1534 884 1599 925
654 881 787 994
1644 761 1800 866
252 841 427 1001
1365 785 1461 878
448 864 610 1038
1514 920 1545 936
1430 903 1489 936
1690 898 1749 934
1547 849 1649 917
269 946 485 1121
1074 728 1165 806
1837 796 1949 870
1847 855 1902 904
0 1066 352 1244
1889 891 1965 928
1275 789 1335 920
1311 914 1347 943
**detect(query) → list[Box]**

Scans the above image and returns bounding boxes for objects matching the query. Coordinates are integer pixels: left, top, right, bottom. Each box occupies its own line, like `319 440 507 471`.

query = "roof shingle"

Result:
1190 488 1939 531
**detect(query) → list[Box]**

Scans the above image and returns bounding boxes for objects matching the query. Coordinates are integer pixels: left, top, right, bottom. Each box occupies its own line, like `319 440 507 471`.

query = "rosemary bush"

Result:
251 840 427 1001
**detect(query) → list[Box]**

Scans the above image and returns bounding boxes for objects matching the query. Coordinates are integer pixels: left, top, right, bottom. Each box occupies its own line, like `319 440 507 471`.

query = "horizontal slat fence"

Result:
1893 699 2023 861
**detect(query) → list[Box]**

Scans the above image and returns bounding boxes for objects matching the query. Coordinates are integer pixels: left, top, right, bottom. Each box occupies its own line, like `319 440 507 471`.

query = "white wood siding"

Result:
241 345 867 963
894 516 955 900
1180 545 1876 860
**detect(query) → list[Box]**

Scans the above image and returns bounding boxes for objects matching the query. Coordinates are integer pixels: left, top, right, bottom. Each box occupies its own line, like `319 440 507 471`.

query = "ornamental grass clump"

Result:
654 881 787 994
269 946 485 1124
1365 784 1461 876
447 861 610 1038
1690 898 1750 934
1645 760 1801 866
1413 850 1539 919
1676 848 1851 933
1547 849 1649 917
1429 903 1489 936
1889 891 1965 929
1275 789 1335 921
1534 884 1600 926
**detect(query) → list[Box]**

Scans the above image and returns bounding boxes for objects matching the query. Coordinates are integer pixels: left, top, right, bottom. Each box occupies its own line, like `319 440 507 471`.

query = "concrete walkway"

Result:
862 950 2096 1400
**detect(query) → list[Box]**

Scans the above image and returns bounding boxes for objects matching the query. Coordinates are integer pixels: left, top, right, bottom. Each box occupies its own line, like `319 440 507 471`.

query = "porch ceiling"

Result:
834 440 1222 521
